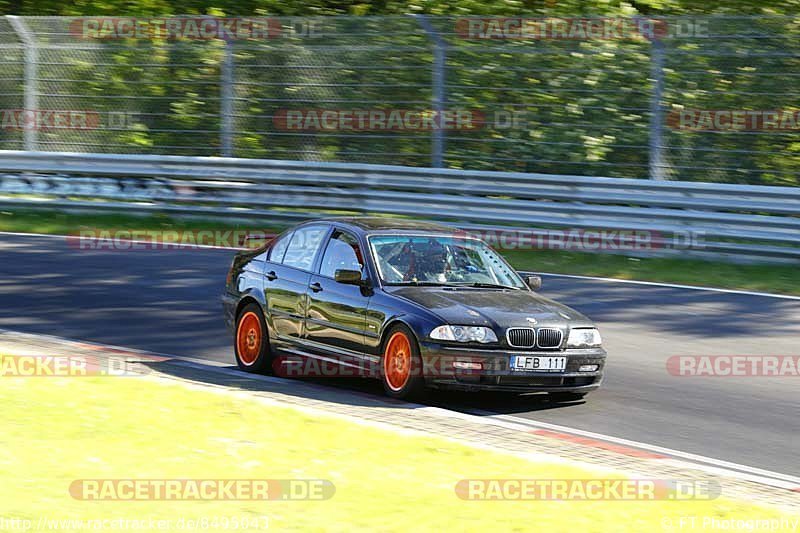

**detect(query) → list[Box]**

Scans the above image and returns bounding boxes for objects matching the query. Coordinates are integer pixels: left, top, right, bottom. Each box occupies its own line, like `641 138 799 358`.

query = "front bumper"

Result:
418 341 606 393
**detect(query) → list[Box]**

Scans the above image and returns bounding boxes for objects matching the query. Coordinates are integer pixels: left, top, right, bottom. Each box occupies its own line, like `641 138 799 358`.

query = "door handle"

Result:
309 282 323 293
265 270 278 281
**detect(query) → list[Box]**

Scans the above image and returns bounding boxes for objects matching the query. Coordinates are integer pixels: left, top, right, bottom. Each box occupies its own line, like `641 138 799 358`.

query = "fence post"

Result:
220 39 235 157
7 16 38 151
649 38 667 180
414 15 446 168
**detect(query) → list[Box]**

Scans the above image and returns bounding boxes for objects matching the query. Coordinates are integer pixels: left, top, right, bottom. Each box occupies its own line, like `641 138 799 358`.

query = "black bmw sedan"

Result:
223 217 606 400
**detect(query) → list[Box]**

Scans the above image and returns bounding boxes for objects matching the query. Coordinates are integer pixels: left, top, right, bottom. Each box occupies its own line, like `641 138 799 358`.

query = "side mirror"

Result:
334 269 364 285
525 275 542 291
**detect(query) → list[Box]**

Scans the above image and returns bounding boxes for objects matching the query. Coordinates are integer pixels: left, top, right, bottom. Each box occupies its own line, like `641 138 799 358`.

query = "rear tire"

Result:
380 324 426 400
234 303 273 374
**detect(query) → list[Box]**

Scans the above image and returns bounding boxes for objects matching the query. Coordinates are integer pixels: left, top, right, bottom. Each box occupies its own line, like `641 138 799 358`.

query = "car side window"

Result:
268 232 292 263
282 226 327 271
320 230 364 278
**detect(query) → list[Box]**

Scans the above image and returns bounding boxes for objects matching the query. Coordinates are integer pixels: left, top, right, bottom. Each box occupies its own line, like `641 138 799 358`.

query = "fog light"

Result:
453 361 483 370
578 364 599 372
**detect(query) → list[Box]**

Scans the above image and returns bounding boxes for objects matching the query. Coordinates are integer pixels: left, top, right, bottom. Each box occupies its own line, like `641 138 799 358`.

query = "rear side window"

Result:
268 232 292 263
282 226 327 271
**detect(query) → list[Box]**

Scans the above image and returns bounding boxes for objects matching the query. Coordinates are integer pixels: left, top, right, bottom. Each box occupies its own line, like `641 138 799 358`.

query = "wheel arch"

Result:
235 293 264 321
378 317 421 353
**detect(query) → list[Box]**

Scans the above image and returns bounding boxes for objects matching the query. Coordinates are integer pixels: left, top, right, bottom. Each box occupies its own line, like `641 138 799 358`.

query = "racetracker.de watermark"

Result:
69 17 319 40
668 109 800 131
0 109 137 131
455 478 720 500
666 355 800 377
273 109 484 131
67 230 275 251
457 228 705 252
273 354 501 379
69 479 335 501
0 355 164 377
454 17 708 40
1 109 96 131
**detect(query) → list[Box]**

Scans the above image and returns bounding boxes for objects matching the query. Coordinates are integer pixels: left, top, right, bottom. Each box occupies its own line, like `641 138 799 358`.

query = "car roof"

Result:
323 216 456 234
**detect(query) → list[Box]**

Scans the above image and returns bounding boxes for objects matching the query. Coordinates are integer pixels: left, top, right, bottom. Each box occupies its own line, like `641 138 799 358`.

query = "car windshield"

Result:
368 234 526 288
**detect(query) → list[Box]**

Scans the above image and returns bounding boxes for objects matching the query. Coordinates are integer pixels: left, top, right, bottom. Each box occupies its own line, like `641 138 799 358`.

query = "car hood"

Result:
385 286 593 329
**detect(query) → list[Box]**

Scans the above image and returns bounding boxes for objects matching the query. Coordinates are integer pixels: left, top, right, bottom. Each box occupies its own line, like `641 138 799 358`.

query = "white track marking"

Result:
537 272 800 301
458 409 800 489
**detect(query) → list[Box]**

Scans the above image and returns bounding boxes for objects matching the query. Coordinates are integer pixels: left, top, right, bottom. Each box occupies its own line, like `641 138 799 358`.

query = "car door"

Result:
304 228 372 367
263 224 328 348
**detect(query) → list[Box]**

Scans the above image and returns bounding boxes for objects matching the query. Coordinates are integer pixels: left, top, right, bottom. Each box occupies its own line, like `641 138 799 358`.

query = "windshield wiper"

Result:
451 282 521 290
387 281 450 286
387 281 520 290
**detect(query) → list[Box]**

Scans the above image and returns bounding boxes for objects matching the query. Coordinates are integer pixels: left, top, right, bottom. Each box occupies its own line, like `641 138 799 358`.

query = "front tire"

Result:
380 325 426 400
234 303 273 374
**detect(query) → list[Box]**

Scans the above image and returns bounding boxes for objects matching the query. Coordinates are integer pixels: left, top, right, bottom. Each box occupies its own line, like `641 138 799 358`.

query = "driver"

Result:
412 239 449 281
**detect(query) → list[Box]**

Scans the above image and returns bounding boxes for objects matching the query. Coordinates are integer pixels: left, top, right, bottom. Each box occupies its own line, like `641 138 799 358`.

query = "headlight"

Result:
566 328 602 349
430 325 498 343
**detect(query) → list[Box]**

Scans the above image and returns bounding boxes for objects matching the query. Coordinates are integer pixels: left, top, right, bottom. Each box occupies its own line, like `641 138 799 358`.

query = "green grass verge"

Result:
0 209 279 235
503 249 800 296
1 209 798 296
0 375 796 531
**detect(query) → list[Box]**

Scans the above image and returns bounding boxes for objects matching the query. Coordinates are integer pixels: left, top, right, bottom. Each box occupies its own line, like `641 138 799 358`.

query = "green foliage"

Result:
1 4 799 185
5 0 800 17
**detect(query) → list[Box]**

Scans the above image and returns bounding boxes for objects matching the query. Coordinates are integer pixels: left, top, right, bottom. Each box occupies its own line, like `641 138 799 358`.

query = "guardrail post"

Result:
7 16 38 151
220 39 235 157
414 15 446 168
649 38 667 180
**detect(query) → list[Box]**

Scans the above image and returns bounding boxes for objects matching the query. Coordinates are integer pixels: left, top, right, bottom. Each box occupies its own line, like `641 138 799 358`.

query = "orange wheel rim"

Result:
237 311 262 366
384 332 412 391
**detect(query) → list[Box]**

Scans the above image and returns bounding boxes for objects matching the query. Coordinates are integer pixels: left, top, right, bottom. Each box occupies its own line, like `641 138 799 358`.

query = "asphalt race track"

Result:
2 233 799 476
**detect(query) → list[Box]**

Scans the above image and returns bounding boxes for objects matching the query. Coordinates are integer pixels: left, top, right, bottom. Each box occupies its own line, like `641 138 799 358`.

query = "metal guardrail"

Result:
1 150 799 261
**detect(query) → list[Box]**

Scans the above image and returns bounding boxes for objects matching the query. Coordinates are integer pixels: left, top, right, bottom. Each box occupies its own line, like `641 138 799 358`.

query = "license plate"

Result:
510 355 567 372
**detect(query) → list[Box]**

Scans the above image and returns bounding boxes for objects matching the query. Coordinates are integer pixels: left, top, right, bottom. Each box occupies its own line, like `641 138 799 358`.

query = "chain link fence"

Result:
1 16 799 186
